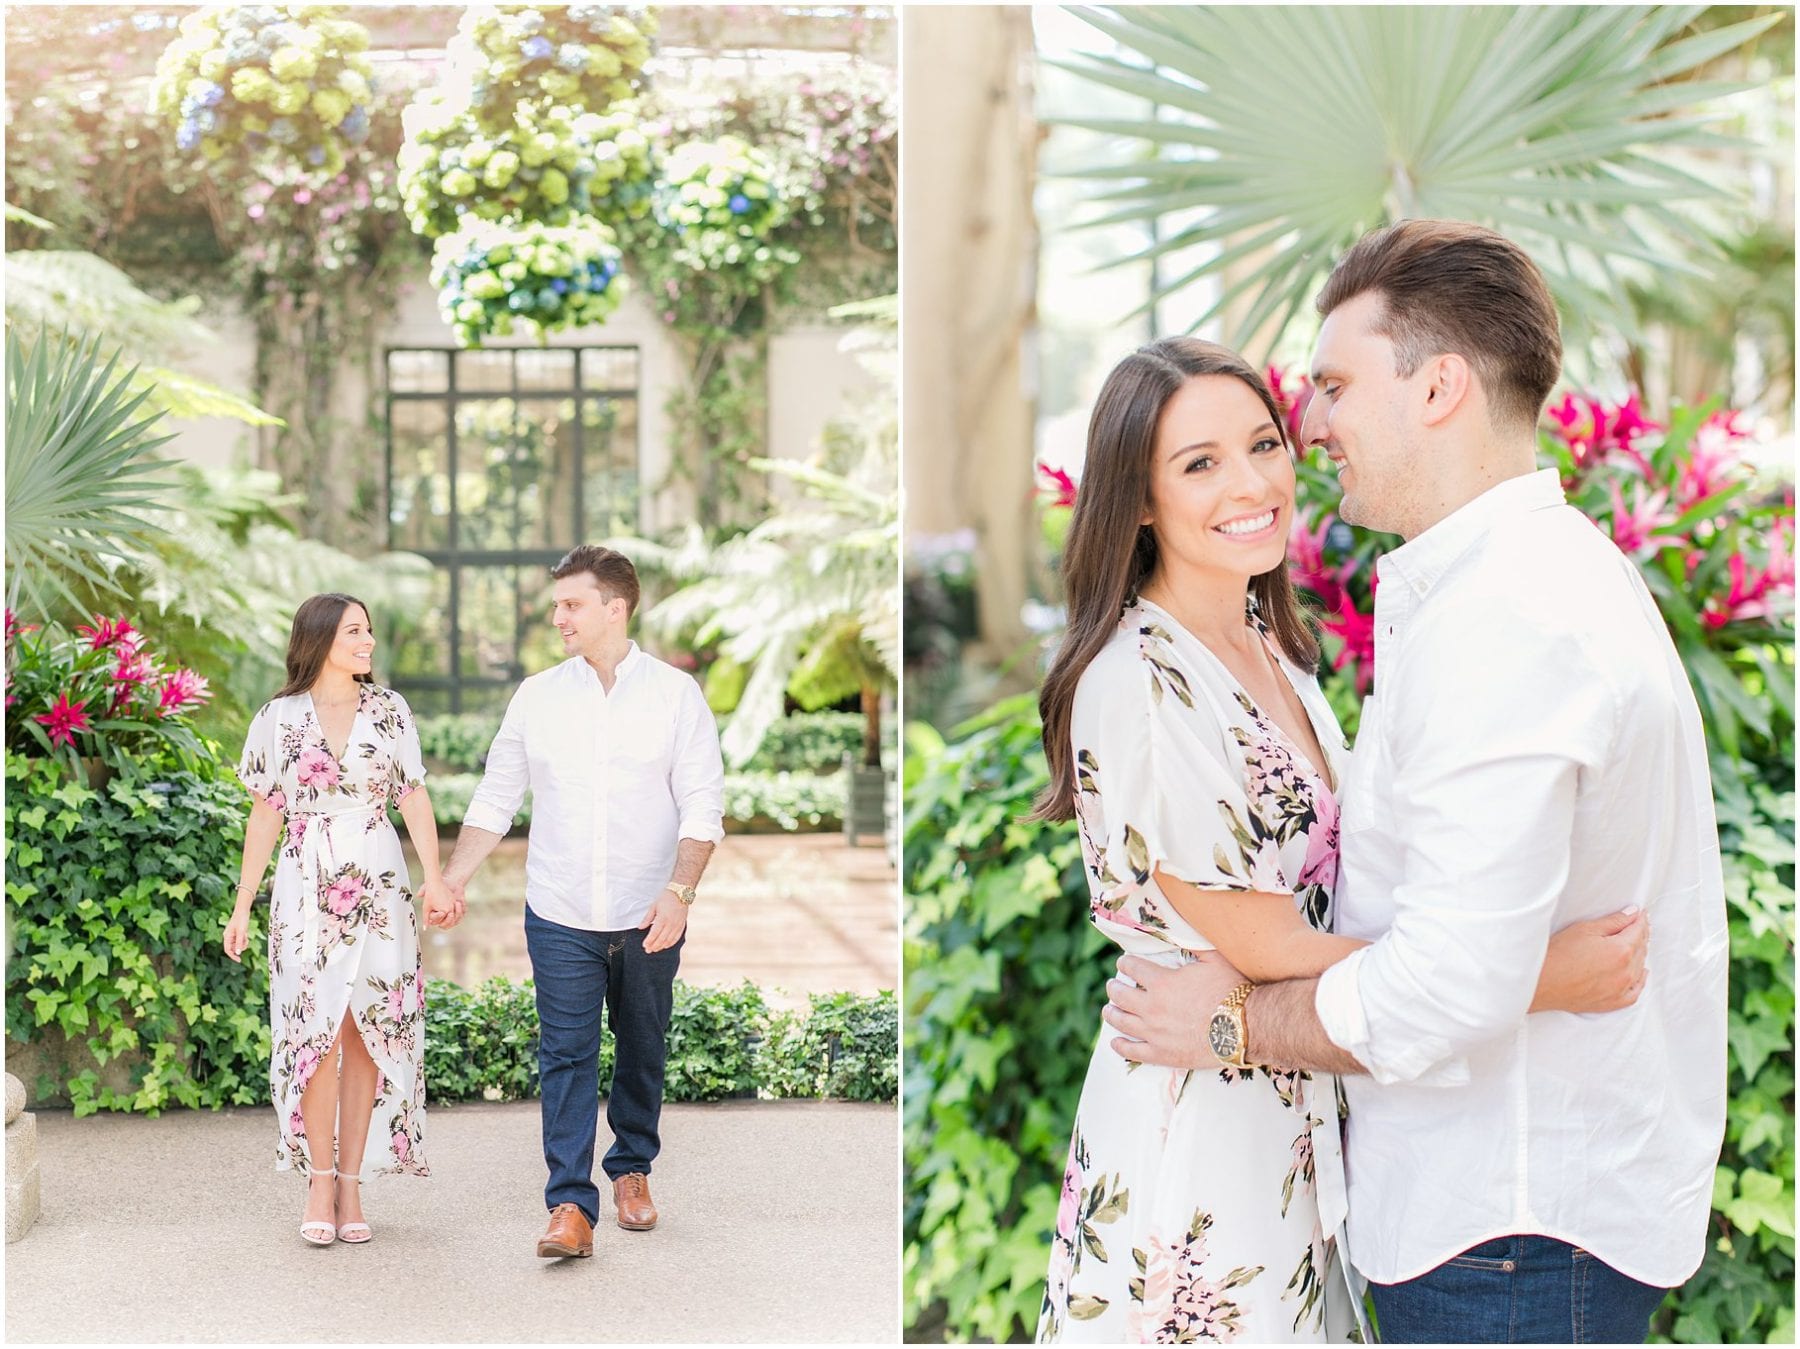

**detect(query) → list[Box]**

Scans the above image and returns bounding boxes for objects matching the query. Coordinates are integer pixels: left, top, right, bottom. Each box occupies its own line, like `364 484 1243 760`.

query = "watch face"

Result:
1208 1012 1240 1061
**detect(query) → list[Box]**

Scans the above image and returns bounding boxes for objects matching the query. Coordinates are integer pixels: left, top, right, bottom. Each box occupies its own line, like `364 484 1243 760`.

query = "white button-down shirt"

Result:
462 645 726 932
1314 469 1727 1288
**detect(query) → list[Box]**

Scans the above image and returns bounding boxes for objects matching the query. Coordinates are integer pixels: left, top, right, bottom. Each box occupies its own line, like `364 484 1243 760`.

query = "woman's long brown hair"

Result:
273 593 376 698
1031 339 1319 822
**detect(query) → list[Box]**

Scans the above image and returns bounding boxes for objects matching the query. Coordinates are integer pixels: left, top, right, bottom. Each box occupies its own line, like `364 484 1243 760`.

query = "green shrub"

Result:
421 976 540 1104
662 980 767 1101
903 695 1102 1341
5 749 268 1115
422 977 898 1106
414 712 501 774
737 710 865 773
761 989 900 1102
721 770 846 832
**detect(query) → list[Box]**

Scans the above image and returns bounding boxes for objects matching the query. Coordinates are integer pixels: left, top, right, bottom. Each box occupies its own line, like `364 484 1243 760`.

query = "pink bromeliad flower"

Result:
76 615 137 651
1035 462 1077 508
35 691 92 748
1766 519 1795 594
1320 604 1376 695
1266 365 1314 447
1286 510 1348 611
1546 392 1657 476
155 668 210 718
1678 411 1750 510
1606 479 1677 555
1703 555 1777 630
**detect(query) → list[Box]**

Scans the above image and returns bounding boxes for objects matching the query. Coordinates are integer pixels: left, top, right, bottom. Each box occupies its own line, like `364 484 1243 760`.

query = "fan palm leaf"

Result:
5 328 179 619
1050 5 1785 356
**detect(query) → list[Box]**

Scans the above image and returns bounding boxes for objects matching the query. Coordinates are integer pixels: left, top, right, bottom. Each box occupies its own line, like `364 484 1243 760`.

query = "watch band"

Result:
1216 980 1254 1069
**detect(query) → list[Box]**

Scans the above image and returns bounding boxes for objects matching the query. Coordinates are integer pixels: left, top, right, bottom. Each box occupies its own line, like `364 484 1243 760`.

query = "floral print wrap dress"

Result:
1038 600 1362 1344
236 682 430 1178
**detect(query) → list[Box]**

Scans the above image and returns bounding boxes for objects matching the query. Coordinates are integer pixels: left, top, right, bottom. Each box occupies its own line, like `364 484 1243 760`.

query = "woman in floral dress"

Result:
223 593 456 1246
1031 340 1644 1343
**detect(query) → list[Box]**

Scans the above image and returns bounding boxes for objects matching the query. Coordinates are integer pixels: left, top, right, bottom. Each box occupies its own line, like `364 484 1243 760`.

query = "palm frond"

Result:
5 328 179 619
1052 5 1784 356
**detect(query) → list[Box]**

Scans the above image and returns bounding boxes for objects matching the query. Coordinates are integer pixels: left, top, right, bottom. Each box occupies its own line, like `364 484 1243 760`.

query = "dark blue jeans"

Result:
524 906 682 1226
1369 1235 1670 1343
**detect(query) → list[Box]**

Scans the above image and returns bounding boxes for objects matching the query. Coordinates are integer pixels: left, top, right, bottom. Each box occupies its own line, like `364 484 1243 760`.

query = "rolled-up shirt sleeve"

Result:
670 678 725 844
463 686 531 835
1318 595 1618 1086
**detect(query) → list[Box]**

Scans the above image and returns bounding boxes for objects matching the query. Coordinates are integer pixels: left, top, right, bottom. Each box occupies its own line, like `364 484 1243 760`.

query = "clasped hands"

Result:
421 876 468 929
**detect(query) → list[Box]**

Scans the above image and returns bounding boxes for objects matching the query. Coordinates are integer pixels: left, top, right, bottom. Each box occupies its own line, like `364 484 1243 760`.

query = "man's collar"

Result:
571 639 642 686
1379 469 1565 596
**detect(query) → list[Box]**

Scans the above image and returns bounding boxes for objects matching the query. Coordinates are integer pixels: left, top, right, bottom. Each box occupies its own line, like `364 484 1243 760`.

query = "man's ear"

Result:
1419 353 1472 428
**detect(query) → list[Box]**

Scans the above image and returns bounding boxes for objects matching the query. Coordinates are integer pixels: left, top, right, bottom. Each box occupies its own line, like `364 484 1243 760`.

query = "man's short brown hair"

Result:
551 544 641 617
1316 219 1562 432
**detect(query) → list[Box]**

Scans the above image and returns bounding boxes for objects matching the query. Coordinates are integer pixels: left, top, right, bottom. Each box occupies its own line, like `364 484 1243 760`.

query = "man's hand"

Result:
1103 950 1250 1068
639 890 689 954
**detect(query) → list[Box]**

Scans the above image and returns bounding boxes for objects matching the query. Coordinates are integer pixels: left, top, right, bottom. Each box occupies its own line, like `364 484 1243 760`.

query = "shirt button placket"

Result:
592 687 609 930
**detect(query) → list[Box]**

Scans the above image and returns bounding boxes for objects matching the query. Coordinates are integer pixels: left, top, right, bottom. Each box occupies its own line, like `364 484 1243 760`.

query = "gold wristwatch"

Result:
1209 980 1255 1068
665 882 698 906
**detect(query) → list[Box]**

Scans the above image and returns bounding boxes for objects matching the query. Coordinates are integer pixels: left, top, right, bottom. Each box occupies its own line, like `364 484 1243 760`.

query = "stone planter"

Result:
6 1072 39 1242
841 755 888 846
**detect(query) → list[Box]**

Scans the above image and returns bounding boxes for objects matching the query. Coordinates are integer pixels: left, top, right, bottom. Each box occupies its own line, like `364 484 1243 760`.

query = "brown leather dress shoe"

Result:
537 1202 594 1258
612 1173 657 1230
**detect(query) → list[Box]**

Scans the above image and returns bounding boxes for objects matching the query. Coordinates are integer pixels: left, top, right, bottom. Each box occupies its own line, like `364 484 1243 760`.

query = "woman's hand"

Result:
1533 907 1649 1014
222 908 251 964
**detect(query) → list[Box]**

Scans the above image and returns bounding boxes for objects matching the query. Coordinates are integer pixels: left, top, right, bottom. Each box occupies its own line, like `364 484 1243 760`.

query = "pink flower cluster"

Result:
1546 391 1660 477
8 612 211 752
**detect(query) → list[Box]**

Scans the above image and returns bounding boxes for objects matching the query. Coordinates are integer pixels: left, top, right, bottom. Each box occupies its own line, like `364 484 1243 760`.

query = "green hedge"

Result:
416 708 874 777
5 751 269 1115
423 978 898 1105
5 750 895 1112
424 768 847 834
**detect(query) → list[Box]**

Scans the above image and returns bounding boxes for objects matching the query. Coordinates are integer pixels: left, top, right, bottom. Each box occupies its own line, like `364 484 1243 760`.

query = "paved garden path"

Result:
6 1098 897 1343
410 834 899 1008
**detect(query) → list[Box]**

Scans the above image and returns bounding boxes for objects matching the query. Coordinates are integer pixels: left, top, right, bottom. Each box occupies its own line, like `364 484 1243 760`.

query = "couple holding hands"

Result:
221 545 725 1259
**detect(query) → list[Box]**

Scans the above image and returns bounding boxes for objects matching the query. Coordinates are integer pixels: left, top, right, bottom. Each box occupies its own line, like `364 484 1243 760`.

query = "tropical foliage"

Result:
4 329 176 619
1052 5 1787 358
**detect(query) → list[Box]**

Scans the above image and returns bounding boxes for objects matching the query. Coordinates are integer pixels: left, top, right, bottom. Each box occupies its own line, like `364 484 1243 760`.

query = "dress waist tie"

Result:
292 804 384 969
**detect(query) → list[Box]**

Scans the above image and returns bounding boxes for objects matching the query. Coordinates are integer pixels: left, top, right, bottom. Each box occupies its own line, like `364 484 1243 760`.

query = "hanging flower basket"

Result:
431 216 628 347
648 135 792 280
151 4 377 184
399 93 656 239
449 4 658 131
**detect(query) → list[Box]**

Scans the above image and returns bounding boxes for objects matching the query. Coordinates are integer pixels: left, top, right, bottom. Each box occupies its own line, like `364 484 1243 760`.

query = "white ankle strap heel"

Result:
335 1171 372 1245
300 1167 337 1246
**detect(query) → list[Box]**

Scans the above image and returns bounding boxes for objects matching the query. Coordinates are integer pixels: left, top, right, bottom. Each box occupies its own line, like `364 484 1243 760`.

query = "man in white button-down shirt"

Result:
1104 221 1727 1342
441 545 725 1260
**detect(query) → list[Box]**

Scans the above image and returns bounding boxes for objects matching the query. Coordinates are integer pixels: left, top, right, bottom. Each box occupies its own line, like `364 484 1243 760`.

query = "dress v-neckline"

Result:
307 686 364 765
1135 598 1339 795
